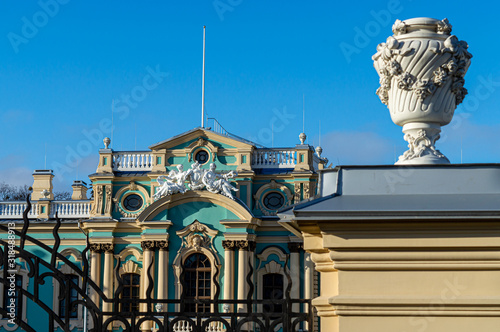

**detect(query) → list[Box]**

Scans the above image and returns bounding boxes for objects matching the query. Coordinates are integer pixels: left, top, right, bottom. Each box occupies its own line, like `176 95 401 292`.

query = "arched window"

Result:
121 273 140 312
262 273 284 315
59 274 79 318
183 253 211 312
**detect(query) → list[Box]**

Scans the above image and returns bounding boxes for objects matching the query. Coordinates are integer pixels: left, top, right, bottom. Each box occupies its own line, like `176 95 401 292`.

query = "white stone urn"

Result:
373 18 472 164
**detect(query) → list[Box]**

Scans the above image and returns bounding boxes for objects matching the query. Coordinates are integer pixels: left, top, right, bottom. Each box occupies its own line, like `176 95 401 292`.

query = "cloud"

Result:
319 117 500 167
321 130 395 165
0 166 33 186
439 116 500 163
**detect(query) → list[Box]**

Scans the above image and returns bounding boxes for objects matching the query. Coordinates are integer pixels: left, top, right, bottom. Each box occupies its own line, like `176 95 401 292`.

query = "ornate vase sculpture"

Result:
373 18 472 164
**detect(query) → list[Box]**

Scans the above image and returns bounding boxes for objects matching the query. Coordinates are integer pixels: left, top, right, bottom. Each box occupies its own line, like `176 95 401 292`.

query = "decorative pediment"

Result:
119 260 141 276
185 137 218 162
176 220 218 253
264 260 283 274
149 128 253 151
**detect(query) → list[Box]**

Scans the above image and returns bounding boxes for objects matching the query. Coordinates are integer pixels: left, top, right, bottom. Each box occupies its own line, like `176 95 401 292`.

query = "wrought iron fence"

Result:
0 196 313 332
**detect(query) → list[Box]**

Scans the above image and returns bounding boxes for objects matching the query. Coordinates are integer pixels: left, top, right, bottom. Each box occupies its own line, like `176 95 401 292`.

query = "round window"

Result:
195 150 209 164
263 192 285 210
123 194 143 211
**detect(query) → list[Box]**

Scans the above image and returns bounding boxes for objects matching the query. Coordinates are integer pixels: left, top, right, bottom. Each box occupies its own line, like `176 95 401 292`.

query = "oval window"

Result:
263 192 285 210
123 194 143 211
195 150 209 164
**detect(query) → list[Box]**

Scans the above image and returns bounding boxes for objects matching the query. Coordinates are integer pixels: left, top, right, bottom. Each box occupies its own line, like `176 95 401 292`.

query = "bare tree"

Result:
0 183 71 201
54 191 72 200
0 183 31 201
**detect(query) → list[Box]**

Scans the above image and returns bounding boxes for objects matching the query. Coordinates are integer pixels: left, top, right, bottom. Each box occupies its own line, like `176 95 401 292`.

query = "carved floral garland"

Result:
373 19 472 107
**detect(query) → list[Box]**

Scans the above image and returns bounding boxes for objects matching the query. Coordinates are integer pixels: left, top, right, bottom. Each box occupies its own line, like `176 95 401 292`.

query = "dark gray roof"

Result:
280 164 500 220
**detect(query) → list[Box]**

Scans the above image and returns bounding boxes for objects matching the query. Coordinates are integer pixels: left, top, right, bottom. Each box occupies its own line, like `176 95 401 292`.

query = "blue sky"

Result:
1 0 499 191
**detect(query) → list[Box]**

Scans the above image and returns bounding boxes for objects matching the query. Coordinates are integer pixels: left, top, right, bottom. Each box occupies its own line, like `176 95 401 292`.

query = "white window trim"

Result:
172 220 221 311
0 264 30 331
52 261 84 330
112 248 143 330
256 247 288 331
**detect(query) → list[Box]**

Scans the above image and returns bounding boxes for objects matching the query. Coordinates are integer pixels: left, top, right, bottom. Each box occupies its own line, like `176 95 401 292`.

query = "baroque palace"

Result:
0 125 326 331
2 17 500 332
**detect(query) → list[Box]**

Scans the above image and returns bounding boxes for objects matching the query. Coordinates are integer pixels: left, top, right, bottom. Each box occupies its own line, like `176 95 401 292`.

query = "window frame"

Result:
0 265 29 332
182 253 212 313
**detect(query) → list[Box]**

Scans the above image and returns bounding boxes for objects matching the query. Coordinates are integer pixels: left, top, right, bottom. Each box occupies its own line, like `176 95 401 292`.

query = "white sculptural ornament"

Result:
373 17 472 164
153 165 187 200
185 161 205 190
202 163 239 200
153 162 239 201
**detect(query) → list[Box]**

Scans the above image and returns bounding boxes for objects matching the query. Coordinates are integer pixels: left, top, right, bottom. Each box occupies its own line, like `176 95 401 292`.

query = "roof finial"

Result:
299 132 306 145
103 137 111 149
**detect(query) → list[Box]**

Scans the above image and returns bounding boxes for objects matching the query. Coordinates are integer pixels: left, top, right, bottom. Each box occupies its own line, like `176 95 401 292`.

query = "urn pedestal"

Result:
373 17 472 164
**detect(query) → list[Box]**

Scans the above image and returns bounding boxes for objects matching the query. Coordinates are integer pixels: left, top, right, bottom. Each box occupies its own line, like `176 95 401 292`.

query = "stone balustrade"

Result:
112 151 154 171
252 149 297 169
0 202 39 219
0 200 91 219
50 201 92 218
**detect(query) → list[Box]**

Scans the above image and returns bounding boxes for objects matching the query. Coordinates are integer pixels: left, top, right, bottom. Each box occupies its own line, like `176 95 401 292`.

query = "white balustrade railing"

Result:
50 201 92 218
252 149 297 169
0 200 91 219
0 202 39 219
113 152 153 171
171 319 225 332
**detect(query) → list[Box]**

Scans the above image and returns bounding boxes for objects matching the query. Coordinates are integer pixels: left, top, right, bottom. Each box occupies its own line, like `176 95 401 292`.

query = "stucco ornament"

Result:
153 164 187 200
153 161 239 201
185 161 205 190
373 17 472 164
202 163 239 200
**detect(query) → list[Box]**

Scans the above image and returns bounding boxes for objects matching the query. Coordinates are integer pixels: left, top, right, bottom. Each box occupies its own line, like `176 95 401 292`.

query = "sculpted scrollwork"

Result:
153 161 239 201
141 241 156 252
373 18 472 107
236 240 256 251
89 243 102 253
222 240 236 251
202 163 238 200
176 220 218 254
373 18 472 165
101 243 114 253
153 165 188 200
401 129 445 162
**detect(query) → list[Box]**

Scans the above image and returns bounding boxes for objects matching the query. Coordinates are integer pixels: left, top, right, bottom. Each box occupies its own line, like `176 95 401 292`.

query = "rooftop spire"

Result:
201 26 206 128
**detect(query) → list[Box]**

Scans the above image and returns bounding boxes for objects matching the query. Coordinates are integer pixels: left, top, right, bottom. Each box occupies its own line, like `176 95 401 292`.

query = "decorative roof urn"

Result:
373 18 472 164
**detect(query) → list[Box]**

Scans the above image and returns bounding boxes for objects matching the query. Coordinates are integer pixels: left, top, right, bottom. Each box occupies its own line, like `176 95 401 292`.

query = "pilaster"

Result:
151 149 167 172
223 240 236 312
140 240 156 331
157 240 169 310
102 243 114 312
96 148 113 173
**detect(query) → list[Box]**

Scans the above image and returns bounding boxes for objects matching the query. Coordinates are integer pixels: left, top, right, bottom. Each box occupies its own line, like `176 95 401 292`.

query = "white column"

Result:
157 241 169 311
304 251 315 331
223 240 235 312
89 244 102 330
140 241 155 332
289 242 301 313
102 244 114 330
237 241 249 313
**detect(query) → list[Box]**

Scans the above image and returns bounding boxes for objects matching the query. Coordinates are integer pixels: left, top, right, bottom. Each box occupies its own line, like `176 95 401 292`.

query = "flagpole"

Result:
201 26 206 128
